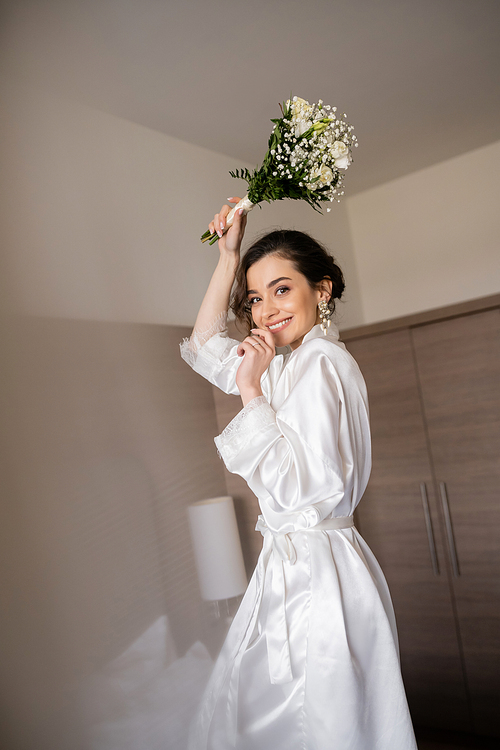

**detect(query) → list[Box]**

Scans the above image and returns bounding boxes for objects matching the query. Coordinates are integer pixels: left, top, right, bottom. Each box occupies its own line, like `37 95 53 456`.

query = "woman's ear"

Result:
318 278 333 302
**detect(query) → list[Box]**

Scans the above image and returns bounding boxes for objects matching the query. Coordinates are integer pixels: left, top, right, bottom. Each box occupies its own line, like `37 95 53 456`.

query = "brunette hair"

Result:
230 229 345 334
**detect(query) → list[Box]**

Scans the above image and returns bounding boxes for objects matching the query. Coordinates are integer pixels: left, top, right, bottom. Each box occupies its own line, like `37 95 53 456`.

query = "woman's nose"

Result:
262 295 279 320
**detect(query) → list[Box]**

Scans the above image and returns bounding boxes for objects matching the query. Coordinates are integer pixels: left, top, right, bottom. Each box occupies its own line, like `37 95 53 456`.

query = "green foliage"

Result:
229 164 335 212
229 168 253 183
227 98 340 212
200 96 353 242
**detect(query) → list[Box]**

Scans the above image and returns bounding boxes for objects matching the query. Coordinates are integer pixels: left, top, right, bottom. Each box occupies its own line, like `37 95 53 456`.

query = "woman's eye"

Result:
276 286 289 296
248 297 261 305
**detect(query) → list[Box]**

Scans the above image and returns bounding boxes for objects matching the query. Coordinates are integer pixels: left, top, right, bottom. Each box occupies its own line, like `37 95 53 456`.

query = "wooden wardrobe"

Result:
343 294 500 738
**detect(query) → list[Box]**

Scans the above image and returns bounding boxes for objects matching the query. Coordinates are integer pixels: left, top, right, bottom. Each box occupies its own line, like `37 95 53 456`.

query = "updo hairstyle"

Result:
230 229 345 335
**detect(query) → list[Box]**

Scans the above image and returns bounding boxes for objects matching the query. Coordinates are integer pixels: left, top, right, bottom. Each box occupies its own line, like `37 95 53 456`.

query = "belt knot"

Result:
254 513 355 686
256 516 297 564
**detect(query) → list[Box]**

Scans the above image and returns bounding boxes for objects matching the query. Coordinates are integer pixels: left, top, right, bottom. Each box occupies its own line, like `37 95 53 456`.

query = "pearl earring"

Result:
318 300 332 335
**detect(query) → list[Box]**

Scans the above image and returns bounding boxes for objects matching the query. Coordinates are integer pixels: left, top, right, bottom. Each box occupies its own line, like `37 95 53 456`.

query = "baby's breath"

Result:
201 96 357 243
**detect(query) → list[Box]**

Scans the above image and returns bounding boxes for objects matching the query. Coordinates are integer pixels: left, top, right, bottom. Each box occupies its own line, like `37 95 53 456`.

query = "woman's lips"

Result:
267 317 293 333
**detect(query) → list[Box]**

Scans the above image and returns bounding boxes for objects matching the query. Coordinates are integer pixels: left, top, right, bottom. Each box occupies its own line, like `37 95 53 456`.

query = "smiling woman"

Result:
179 199 418 750
233 228 345 351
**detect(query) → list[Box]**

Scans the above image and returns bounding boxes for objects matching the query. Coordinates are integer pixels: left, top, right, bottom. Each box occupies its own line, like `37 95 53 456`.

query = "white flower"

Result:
295 119 313 138
330 140 351 169
334 153 351 169
308 164 334 190
289 96 314 120
286 96 315 139
335 158 350 169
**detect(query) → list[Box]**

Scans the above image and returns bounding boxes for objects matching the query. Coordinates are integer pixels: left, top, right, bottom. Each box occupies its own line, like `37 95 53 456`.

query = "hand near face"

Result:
236 328 275 403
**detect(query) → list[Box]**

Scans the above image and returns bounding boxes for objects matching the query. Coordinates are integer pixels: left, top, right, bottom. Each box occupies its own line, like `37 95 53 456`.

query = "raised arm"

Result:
181 198 276 401
180 198 252 392
191 197 247 337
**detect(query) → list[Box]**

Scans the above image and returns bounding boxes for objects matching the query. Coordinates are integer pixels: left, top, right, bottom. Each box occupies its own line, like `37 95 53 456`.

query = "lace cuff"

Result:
179 311 228 369
214 396 277 465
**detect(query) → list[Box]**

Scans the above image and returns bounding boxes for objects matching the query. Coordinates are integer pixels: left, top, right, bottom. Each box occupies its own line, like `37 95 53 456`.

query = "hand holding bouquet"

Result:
201 96 357 245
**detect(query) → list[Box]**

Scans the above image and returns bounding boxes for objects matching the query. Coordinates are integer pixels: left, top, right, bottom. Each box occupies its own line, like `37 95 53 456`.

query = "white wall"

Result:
9 86 496 334
1 87 363 330
346 140 500 325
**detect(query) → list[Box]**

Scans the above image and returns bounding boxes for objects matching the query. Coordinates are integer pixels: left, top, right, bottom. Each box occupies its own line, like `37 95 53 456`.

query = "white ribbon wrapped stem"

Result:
223 195 255 235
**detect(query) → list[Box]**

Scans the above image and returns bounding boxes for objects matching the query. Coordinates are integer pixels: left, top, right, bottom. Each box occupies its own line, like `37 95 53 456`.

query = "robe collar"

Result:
302 322 340 344
276 322 340 355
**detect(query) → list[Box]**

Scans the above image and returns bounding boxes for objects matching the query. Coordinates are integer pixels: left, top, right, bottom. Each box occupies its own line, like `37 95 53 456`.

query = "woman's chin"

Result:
274 330 296 348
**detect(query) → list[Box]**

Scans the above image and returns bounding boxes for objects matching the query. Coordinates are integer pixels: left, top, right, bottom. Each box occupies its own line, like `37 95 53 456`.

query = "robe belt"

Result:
255 514 355 685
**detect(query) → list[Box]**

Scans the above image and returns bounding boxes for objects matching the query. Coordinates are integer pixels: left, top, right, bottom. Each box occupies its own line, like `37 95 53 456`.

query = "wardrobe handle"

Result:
420 483 440 576
439 482 460 577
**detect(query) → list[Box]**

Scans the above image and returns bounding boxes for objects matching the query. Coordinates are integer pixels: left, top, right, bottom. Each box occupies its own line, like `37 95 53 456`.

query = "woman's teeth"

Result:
269 318 292 331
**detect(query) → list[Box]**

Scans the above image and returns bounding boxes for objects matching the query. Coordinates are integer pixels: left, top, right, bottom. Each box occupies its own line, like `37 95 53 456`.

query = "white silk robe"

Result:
180 320 417 750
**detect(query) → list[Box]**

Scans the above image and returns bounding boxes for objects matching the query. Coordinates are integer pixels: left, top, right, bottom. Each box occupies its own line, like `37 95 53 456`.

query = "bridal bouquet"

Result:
201 96 357 244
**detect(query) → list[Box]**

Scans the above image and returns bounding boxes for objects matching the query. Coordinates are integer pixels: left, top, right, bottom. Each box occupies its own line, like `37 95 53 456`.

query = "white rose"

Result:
309 164 334 189
291 96 312 116
331 141 349 159
290 97 314 126
295 120 313 138
329 141 351 169
334 153 351 170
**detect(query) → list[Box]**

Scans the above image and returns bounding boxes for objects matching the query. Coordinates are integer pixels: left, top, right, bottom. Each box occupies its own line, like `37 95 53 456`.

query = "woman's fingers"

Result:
209 210 221 236
223 209 247 254
209 208 226 237
236 333 275 395
221 197 244 235
238 334 274 361
237 337 262 356
229 205 245 235
208 198 244 238
215 201 241 237
219 204 231 233
250 328 275 350
237 339 257 357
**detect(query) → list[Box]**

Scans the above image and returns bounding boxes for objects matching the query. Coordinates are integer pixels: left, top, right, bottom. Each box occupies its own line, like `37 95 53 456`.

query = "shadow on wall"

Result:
0 317 227 749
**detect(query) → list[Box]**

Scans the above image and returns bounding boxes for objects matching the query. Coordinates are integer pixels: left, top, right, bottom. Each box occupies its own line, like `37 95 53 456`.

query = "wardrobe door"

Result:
412 309 500 737
347 330 471 731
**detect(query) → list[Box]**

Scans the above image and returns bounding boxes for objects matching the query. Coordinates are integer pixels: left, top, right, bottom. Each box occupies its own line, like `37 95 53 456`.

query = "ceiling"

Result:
2 0 500 195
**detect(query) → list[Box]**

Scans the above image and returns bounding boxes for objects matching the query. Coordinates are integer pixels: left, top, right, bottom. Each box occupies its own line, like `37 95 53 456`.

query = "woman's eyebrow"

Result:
247 277 292 295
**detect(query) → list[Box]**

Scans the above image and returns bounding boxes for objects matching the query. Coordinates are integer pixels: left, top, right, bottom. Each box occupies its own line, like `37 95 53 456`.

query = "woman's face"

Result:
246 254 330 351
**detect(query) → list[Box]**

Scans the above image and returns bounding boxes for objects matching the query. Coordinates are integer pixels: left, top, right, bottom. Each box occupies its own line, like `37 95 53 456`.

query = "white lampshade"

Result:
188 496 247 601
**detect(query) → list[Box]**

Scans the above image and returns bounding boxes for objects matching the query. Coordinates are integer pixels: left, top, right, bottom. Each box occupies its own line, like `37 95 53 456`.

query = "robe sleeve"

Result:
214 344 354 530
179 312 243 396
